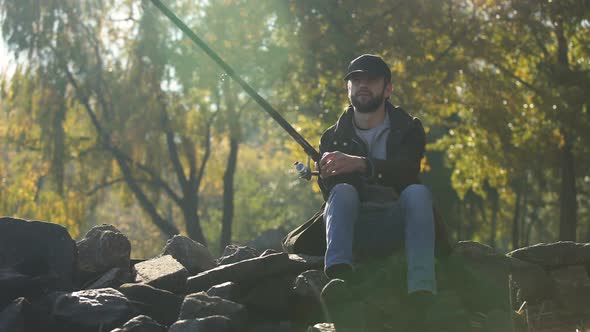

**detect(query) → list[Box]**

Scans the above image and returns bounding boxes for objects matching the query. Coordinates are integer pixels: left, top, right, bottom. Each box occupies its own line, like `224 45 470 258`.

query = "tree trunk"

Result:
553 16 578 241
559 130 578 241
220 138 239 253
512 184 523 250
456 203 462 240
520 180 529 246
467 194 476 239
184 199 207 246
476 196 489 246
489 188 499 249
51 103 66 196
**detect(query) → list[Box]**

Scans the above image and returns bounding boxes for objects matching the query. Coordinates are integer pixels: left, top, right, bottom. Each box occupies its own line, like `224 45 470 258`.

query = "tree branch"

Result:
195 115 214 192
158 96 189 193
86 178 125 196
63 63 180 236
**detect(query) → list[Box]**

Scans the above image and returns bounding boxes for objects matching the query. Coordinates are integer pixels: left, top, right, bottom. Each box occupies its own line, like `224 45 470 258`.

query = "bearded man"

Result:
317 55 438 328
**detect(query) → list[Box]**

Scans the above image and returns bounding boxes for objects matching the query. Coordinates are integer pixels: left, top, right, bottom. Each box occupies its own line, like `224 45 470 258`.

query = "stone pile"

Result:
0 217 323 332
1 216 590 332
508 242 590 331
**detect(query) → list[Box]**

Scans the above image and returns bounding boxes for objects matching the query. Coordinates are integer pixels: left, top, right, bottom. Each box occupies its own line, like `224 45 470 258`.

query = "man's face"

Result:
347 72 392 113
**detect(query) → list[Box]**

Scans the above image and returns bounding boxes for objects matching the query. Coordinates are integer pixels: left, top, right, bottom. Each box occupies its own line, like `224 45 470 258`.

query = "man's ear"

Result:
384 81 393 99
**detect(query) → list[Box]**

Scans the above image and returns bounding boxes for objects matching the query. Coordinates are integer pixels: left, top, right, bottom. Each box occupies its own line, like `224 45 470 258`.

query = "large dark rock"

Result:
550 266 590 315
241 273 297 320
206 281 240 302
186 253 322 293
0 268 48 309
83 267 131 290
111 315 166 332
77 225 131 280
447 241 512 306
217 245 259 266
133 255 189 293
162 235 216 275
0 217 77 291
246 227 287 252
169 315 233 332
291 270 328 324
507 241 590 269
52 288 132 331
246 321 299 332
509 256 555 304
0 297 30 332
292 270 329 298
118 283 183 326
178 292 246 327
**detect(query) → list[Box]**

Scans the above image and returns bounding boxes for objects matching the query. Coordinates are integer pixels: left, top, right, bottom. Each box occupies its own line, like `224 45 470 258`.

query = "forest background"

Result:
0 0 588 258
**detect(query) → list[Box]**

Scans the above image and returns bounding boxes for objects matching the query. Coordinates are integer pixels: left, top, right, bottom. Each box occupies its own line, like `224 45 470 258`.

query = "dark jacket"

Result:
282 102 452 257
317 102 425 199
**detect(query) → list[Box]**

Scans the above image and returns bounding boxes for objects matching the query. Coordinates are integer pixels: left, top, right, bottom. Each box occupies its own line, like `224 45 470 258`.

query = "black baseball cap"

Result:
343 54 391 82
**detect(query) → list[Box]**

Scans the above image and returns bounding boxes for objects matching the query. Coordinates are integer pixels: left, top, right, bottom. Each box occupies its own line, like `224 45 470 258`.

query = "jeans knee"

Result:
329 183 360 202
400 184 432 204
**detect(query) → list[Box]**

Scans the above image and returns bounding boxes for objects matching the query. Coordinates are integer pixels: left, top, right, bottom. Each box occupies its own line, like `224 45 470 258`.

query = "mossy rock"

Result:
330 254 513 332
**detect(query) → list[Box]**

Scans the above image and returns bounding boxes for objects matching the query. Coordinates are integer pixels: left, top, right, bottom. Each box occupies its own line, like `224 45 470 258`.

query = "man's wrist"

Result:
358 156 369 173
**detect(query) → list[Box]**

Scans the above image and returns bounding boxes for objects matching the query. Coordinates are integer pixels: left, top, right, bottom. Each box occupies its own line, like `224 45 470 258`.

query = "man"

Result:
317 54 437 327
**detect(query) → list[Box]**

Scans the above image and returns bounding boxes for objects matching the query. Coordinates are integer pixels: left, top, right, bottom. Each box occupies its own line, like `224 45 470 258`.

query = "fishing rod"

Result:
149 0 320 179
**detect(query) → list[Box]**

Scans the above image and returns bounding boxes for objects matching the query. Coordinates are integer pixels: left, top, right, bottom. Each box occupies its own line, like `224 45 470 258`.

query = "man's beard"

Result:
350 90 385 113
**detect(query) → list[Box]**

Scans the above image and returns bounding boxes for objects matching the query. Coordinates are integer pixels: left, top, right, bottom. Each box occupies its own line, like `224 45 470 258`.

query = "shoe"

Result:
320 279 365 331
324 263 354 280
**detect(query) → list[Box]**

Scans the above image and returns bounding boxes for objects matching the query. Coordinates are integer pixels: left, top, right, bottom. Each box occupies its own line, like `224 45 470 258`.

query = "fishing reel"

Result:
294 156 319 180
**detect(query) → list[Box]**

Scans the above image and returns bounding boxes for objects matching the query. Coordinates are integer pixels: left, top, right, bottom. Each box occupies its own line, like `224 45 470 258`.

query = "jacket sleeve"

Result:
367 118 425 193
317 131 330 200
317 128 368 201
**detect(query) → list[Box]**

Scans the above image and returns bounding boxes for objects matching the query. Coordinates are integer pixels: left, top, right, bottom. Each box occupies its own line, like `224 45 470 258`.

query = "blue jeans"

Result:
323 183 437 294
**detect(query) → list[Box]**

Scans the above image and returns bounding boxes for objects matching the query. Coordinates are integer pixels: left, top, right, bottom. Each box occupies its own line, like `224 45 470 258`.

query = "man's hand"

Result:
318 151 367 178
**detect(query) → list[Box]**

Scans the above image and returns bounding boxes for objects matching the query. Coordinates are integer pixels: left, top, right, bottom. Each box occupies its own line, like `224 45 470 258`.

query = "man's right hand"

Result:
318 151 367 179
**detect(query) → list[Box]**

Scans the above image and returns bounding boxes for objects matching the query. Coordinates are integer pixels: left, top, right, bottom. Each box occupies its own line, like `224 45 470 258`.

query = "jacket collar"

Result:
333 101 409 138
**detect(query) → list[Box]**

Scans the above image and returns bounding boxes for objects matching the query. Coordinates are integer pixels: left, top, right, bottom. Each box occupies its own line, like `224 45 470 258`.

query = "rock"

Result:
178 292 246 327
507 241 590 269
550 266 590 315
118 283 183 326
246 228 287 252
52 288 132 330
307 323 335 332
289 254 324 268
217 245 259 266
0 217 77 291
480 309 513 332
83 267 131 290
77 225 131 279
162 235 216 275
246 321 298 332
447 241 512 309
260 249 280 257
206 281 240 301
0 268 47 308
293 270 329 298
290 270 328 324
110 315 166 332
186 253 322 293
169 316 233 332
133 255 189 293
508 256 555 304
241 274 296 320
0 297 30 332
451 240 502 259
